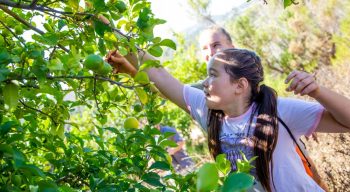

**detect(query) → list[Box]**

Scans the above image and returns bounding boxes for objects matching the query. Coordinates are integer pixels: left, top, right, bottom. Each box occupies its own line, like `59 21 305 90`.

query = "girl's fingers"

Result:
300 83 318 96
286 71 308 92
285 70 298 84
293 76 314 94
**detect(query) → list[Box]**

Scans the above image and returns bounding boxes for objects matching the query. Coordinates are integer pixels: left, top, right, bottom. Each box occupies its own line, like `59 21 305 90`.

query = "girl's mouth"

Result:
204 90 210 97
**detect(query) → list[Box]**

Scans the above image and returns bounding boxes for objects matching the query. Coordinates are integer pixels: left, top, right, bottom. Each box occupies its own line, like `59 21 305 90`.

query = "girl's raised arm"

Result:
107 50 189 113
285 70 350 133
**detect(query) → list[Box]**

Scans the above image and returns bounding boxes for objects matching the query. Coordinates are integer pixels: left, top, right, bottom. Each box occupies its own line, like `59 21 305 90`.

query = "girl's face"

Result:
202 58 238 110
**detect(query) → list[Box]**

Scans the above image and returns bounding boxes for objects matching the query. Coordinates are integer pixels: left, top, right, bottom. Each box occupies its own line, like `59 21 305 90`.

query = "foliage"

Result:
196 153 256 192
0 0 198 191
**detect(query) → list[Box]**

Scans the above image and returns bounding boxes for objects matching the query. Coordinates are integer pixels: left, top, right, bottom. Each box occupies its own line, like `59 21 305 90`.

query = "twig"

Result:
19 99 58 125
0 20 26 46
49 46 57 60
30 0 38 7
93 76 103 118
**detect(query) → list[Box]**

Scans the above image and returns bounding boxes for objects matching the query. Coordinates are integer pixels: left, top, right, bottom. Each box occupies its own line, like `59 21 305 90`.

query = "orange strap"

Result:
296 146 313 177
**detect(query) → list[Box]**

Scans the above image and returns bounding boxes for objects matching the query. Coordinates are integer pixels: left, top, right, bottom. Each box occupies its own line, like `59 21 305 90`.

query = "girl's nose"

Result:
202 77 209 88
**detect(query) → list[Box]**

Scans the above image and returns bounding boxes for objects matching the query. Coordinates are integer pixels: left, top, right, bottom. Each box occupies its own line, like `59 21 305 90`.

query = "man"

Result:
199 26 235 62
156 124 194 174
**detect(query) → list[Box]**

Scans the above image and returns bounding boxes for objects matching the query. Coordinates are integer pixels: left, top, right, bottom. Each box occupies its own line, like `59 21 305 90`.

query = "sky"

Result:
149 0 249 38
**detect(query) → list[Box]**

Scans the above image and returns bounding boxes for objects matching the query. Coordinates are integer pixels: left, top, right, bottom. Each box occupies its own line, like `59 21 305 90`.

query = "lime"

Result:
133 103 142 112
84 54 104 71
14 26 23 35
12 174 22 186
124 117 139 129
97 61 113 76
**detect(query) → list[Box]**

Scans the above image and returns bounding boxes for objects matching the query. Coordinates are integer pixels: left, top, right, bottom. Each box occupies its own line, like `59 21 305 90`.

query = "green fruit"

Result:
97 61 112 76
84 54 103 71
115 1 127 13
5 17 15 27
14 26 23 35
124 117 139 129
12 174 22 186
2 30 10 37
197 163 219 191
133 104 142 112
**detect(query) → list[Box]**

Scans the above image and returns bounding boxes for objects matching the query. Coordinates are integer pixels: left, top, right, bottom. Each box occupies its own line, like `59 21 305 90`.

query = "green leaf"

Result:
0 68 10 82
3 82 19 111
38 180 58 192
197 163 219 192
48 59 64 71
0 121 15 135
148 45 163 57
135 87 148 104
216 154 231 176
58 185 76 192
159 139 177 148
98 38 107 55
91 0 107 12
13 148 26 168
222 173 254 192
94 20 110 37
119 46 128 56
0 50 12 65
0 144 13 155
19 164 45 177
149 161 170 171
159 39 176 50
134 71 150 84
284 0 293 8
68 0 79 11
141 172 164 187
139 60 161 70
43 33 59 46
58 19 66 30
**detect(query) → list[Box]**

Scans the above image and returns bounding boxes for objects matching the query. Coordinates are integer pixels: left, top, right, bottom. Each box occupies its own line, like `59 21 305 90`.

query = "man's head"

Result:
199 26 235 62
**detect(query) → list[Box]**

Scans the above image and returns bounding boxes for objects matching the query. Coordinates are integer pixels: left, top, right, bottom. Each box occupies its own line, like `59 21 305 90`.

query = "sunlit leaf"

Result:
159 39 176 50
3 82 19 111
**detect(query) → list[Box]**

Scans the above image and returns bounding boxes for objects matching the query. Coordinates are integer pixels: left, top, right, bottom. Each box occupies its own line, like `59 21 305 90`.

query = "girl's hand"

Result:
106 50 138 76
285 70 320 98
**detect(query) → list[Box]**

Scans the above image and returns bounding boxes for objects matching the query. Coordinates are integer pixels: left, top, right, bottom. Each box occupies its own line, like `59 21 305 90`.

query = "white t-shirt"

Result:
183 85 325 192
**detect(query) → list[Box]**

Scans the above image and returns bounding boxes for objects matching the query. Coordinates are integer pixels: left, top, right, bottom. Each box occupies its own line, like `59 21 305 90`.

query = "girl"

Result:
107 48 350 192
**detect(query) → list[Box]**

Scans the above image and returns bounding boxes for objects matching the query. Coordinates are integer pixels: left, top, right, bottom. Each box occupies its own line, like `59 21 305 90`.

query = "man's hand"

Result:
106 50 138 76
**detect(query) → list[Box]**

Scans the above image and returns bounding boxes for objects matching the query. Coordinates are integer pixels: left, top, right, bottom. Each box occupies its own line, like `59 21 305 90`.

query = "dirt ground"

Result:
301 63 350 192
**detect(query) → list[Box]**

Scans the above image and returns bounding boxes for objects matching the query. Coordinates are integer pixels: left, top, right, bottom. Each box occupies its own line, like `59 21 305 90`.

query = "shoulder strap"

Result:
277 117 311 168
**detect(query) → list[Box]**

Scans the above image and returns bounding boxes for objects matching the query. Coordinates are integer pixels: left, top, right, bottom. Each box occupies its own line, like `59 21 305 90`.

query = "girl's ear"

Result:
235 77 249 94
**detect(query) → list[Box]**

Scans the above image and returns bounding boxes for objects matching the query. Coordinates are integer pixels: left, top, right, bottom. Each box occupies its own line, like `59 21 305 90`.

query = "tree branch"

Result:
265 60 285 74
19 99 58 125
30 0 39 7
0 0 92 16
7 75 147 89
0 19 26 46
0 5 69 52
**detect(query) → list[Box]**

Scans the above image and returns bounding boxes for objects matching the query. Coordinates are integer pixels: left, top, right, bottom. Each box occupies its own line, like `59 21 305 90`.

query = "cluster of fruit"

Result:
83 54 112 75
